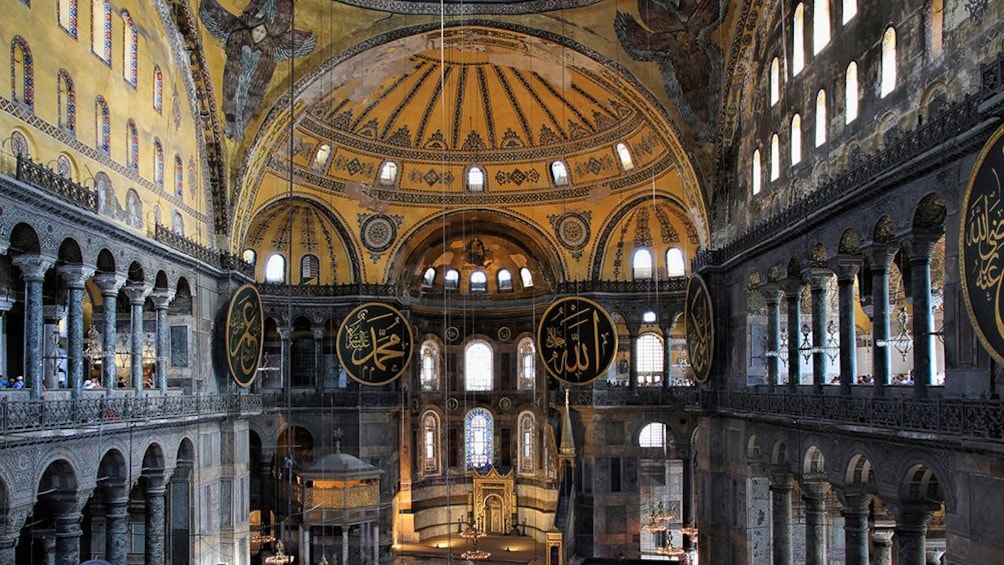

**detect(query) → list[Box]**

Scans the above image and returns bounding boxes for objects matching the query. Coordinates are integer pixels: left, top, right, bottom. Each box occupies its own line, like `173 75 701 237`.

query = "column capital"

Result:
870 521 896 544
781 276 805 297
122 282 152 305
312 326 326 340
11 253 54 281
801 479 829 501
769 468 793 489
759 282 784 304
277 326 292 341
837 489 873 515
93 272 127 295
903 232 942 262
831 255 862 281
802 267 834 289
148 289 175 309
57 264 95 288
864 244 898 269
42 304 66 323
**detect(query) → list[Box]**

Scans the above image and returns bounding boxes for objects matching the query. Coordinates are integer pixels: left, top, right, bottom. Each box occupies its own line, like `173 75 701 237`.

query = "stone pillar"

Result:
871 522 895 565
123 283 150 394
783 279 803 389
278 326 292 393
840 492 871 565
149 290 173 394
0 296 15 378
682 450 696 550
804 269 833 393
0 506 30 564
801 480 828 565
54 510 82 565
893 506 933 565
907 235 939 397
259 455 274 536
866 245 897 395
770 472 793 565
42 305 66 390
105 491 130 565
629 330 640 391
661 323 673 388
761 283 783 390
833 258 860 394
373 523 380 564
145 475 167 565
93 273 125 391
342 528 349 564
43 534 56 565
313 326 325 393
12 254 53 399
59 266 94 398
0 537 15 564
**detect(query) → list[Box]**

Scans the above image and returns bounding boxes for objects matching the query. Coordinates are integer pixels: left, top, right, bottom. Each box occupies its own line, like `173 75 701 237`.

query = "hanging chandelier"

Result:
264 540 295 564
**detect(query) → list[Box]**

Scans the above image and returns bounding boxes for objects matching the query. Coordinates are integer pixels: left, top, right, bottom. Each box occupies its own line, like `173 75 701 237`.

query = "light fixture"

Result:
875 305 913 362
83 325 102 363
264 539 295 564
763 327 790 367
142 333 156 367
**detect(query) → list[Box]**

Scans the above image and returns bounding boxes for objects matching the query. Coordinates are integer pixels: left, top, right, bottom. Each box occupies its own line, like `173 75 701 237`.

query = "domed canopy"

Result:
299 451 383 480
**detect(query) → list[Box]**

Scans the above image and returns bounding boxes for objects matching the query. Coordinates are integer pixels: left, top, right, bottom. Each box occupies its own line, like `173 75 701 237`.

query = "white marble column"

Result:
782 278 804 388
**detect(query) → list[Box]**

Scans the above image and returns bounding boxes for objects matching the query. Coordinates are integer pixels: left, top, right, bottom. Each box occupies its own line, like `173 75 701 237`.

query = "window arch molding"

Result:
464 338 494 391
465 407 494 469
518 411 537 475
419 337 443 392
420 408 443 476
517 336 536 391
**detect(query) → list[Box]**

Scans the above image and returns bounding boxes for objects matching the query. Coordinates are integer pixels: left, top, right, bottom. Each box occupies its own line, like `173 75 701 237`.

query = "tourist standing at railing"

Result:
0 375 6 388
11 376 24 389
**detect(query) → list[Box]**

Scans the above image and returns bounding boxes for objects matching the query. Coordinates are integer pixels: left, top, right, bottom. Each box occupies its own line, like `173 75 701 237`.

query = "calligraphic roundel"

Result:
685 274 714 384
536 296 617 386
336 302 414 386
960 123 1004 365
226 284 265 388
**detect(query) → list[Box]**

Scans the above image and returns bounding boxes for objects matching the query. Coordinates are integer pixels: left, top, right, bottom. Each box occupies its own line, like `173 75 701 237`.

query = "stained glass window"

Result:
517 338 535 391
519 412 535 474
465 407 493 469
422 411 440 475
420 340 440 391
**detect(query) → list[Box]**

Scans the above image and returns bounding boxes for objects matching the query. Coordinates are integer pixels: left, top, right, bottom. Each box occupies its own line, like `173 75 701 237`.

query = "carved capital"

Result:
863 244 898 270
148 289 175 310
277 326 292 341
122 282 152 305
781 276 805 298
93 272 127 296
831 255 862 281
312 327 326 341
802 267 834 290
759 282 784 305
11 254 54 282
57 264 95 289
903 232 941 263
838 491 873 517
42 305 66 323
768 467 793 489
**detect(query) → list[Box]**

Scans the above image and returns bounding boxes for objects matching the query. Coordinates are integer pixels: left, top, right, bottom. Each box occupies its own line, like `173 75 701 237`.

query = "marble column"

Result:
342 528 349 564
871 522 895 565
123 283 150 394
629 330 640 391
104 491 129 565
783 279 803 389
908 235 939 397
278 326 292 393
662 324 673 388
894 507 933 565
93 273 125 391
12 254 53 399
804 269 833 393
682 450 696 551
761 283 783 390
259 455 274 536
59 266 94 398
145 476 167 565
833 258 860 394
42 305 66 390
840 492 872 565
373 523 380 564
54 510 82 565
0 537 15 564
801 480 828 565
313 326 325 393
43 534 56 565
770 472 793 565
149 290 173 394
866 245 897 395
0 296 15 378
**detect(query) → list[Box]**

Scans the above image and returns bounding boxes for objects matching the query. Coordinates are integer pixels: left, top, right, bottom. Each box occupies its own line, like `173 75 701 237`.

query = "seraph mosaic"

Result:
200 0 317 140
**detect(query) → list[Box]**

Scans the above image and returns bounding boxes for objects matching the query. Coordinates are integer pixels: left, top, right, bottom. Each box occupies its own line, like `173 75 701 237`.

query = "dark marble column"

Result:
93 273 125 391
783 279 804 389
907 235 939 397
43 534 56 565
59 266 94 399
804 269 833 393
871 522 895 565
802 480 829 565
629 330 640 391
0 296 15 378
682 450 696 551
313 326 325 393
149 290 173 394
123 283 150 394
770 472 793 565
839 492 872 565
661 323 673 388
865 245 897 395
761 283 784 390
145 477 168 565
0 505 30 564
12 254 53 399
42 305 66 390
104 492 129 565
833 258 860 394
278 326 292 394
0 537 15 564
54 511 82 565
893 506 934 565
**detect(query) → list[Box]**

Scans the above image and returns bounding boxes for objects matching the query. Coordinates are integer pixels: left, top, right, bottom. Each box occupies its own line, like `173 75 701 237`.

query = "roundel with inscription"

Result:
536 296 617 386
336 302 414 386
225 284 265 388
685 274 714 384
960 123 1004 365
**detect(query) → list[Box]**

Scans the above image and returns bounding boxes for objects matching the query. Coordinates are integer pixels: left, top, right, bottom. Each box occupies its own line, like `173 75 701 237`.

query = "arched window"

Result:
153 65 163 113
467 166 485 192
792 3 805 76
470 270 487 292
518 337 536 391
59 0 78 37
845 61 859 123
632 248 653 280
242 249 256 266
551 160 570 186
265 253 286 283
493 269 511 291
92 0 111 62
420 340 440 392
813 0 830 54
519 268 534 288
770 133 780 180
639 422 667 449
422 411 441 475
56 154 74 179
615 142 635 171
171 211 184 235
378 161 398 186
122 10 138 86
790 114 802 166
465 340 493 391
300 254 319 282
518 412 536 474
174 155 184 198
769 57 780 106
311 144 331 171
637 333 664 386
666 248 686 277
465 408 493 469
752 149 762 196
445 269 459 290
127 119 139 170
57 70 75 133
842 0 856 24
815 90 827 146
881 27 897 97
11 37 33 109
125 189 142 228
153 139 164 186
928 0 943 59
95 96 110 152
422 267 436 287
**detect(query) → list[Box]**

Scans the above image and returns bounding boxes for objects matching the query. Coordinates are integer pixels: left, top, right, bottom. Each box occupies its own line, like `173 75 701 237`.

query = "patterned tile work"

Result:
335 0 599 15
95 95 110 152
10 37 34 110
175 155 184 199
126 120 138 170
153 65 163 113
59 0 79 39
154 139 165 187
57 69 76 133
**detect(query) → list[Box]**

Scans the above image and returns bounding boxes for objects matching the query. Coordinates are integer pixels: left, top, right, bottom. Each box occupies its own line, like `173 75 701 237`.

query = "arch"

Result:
35 459 80 514
747 434 762 462
57 237 84 264
638 421 670 450
752 148 762 195
153 65 164 113
845 61 859 123
880 26 897 97
518 411 537 474
464 339 493 391
122 10 138 86
57 69 76 133
771 439 789 466
791 3 805 75
95 96 111 153
790 114 802 166
10 36 34 108
632 248 653 280
769 57 780 106
127 260 145 284
125 189 143 229
264 253 286 283
517 336 536 390
873 215 896 244
770 133 780 180
126 119 139 170
803 445 826 475
420 409 442 475
815 89 827 147
277 425 315 466
839 229 862 255
9 223 41 255
666 248 686 277
844 453 876 488
95 248 117 273
419 338 441 392
465 407 494 469
813 0 831 53
912 193 947 232
900 463 945 506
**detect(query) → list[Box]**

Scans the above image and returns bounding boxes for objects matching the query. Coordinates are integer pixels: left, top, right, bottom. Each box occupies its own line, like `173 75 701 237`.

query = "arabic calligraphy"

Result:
536 297 617 386
961 124 1004 364
336 303 413 386
225 284 264 388
685 275 714 384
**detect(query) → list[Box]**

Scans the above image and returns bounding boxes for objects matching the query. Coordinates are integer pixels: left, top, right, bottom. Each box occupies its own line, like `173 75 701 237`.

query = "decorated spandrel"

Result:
685 274 714 384
225 284 264 388
536 296 617 386
336 303 413 386
960 123 1004 365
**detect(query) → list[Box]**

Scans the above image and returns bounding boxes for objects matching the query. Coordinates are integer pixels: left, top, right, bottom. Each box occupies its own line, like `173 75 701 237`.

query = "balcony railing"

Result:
16 154 98 212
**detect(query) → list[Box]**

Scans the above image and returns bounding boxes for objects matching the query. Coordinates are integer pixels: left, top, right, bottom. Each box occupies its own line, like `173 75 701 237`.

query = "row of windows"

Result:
50 0 143 88
311 142 636 191
631 247 687 279
754 25 899 196
420 408 540 473
422 266 534 293
249 251 321 284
